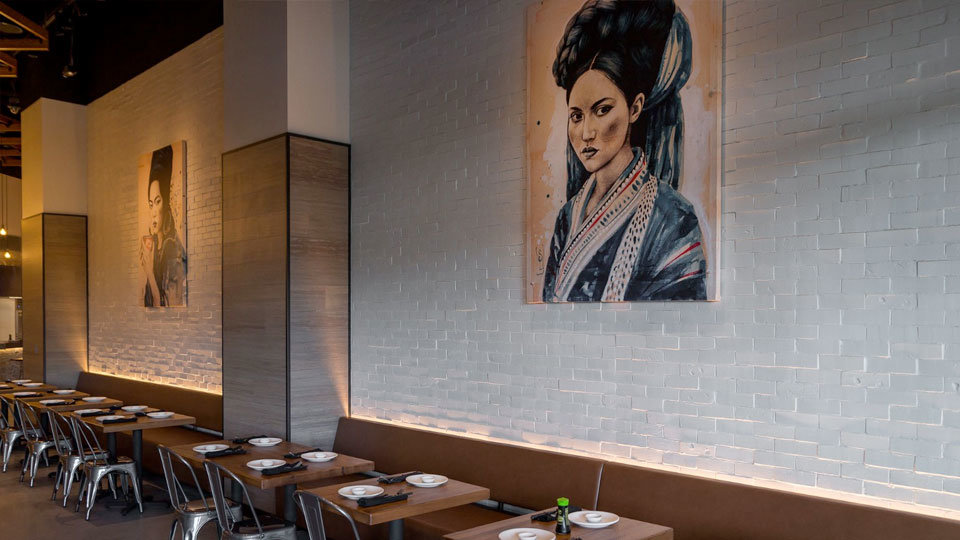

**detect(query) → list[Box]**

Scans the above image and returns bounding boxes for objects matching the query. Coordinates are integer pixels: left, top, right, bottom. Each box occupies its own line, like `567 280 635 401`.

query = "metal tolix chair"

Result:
203 459 296 540
71 414 142 520
294 489 362 540
158 444 240 540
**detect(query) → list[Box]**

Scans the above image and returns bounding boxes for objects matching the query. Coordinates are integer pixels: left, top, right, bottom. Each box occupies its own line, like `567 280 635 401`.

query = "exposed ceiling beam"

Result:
0 37 46 51
0 52 16 70
0 2 49 42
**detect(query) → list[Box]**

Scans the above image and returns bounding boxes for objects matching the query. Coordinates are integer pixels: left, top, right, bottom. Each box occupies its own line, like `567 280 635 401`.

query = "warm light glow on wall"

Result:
87 369 223 396
351 413 960 522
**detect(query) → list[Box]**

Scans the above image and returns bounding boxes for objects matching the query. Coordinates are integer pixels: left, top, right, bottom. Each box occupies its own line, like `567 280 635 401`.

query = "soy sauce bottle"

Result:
556 497 571 534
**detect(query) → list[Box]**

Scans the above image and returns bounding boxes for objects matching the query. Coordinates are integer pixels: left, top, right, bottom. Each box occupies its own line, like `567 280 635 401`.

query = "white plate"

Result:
74 409 103 415
301 451 338 463
13 391 38 396
40 399 67 405
337 485 384 500
22 382 43 387
193 444 229 454
147 411 174 419
246 459 286 471
122 405 148 412
83 396 107 402
97 415 125 422
568 510 620 529
11 379 30 384
406 473 448 488
497 528 555 540
248 437 283 447
53 389 76 395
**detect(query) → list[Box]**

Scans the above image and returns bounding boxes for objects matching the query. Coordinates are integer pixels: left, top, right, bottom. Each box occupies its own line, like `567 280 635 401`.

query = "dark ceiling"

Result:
0 0 222 177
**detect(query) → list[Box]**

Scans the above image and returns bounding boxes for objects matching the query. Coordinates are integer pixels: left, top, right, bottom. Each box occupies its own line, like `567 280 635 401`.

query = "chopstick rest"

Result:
206 446 246 458
261 461 306 476
284 447 322 459
358 491 410 507
232 434 268 444
378 471 423 484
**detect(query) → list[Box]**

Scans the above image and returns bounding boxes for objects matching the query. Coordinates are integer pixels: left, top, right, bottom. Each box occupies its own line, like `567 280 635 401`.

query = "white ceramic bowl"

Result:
585 512 603 523
83 396 107 403
247 437 283 447
13 391 36 396
568 510 619 529
246 459 286 471
301 451 338 463
193 444 229 454
406 473 448 488
122 405 148 412
337 485 384 500
496 529 555 540
22 382 43 387
11 379 30 384
519 534 538 540
147 411 174 419
53 389 76 394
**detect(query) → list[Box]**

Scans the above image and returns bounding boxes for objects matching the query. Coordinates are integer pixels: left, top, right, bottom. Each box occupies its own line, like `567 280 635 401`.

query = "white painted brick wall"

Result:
350 0 960 511
86 29 223 392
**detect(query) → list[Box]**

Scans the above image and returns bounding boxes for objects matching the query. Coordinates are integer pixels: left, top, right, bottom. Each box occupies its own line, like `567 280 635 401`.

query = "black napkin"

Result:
101 416 138 425
261 461 306 476
134 412 148 417
76 410 105 417
378 471 423 484
358 491 410 507
531 505 582 522
207 446 246 458
108 405 123 411
232 434 268 444
284 447 322 459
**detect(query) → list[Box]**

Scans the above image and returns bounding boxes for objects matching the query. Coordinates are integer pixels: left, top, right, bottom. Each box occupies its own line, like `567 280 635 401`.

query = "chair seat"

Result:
184 497 241 514
234 514 296 535
86 455 135 467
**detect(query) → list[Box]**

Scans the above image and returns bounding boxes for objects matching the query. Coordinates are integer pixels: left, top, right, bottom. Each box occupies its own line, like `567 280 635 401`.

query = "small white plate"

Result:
53 389 76 395
497 528 555 540
301 451 338 463
40 399 67 405
337 485 384 500
13 391 38 396
248 437 283 447
193 444 229 454
246 459 286 471
22 382 43 387
568 510 620 529
122 405 148 412
83 396 107 402
74 409 103 415
406 473 448 488
97 415 125 422
11 379 30 384
147 411 174 419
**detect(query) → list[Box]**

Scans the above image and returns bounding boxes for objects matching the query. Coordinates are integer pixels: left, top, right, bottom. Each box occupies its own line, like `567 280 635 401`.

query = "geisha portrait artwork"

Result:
138 141 187 307
526 0 721 303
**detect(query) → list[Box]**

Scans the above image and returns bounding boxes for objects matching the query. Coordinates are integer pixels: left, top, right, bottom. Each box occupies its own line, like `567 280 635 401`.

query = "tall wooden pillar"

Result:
222 133 349 448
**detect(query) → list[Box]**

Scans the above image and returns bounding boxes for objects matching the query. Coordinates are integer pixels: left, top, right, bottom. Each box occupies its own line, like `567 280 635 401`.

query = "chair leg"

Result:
51 462 63 500
108 472 118 500
75 472 86 512
63 463 78 507
170 518 179 540
29 449 41 487
129 472 143 514
19 449 29 482
85 469 105 521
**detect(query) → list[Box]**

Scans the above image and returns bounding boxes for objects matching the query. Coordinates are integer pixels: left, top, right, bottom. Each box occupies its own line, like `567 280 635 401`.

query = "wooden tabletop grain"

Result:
305 476 490 526
16 391 90 402
168 440 375 490
70 410 196 433
0 384 58 393
33 398 124 412
443 509 673 540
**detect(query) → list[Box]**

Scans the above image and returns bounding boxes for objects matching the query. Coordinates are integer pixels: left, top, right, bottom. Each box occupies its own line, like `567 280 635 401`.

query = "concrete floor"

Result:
0 452 220 540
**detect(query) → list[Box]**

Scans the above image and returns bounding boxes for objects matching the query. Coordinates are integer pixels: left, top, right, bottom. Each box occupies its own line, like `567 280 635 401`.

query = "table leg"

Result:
107 433 116 458
284 484 297 523
133 430 143 485
388 519 404 540
231 480 243 502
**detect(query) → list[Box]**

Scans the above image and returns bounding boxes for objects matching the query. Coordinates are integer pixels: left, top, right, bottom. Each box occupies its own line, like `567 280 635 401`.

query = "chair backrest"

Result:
47 411 74 457
294 490 360 540
16 400 46 443
69 415 104 462
1 394 21 430
0 395 11 429
158 445 208 513
203 459 261 535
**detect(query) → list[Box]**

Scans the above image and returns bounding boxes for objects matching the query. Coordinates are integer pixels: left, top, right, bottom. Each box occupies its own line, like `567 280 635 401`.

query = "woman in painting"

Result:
542 0 707 302
140 145 186 307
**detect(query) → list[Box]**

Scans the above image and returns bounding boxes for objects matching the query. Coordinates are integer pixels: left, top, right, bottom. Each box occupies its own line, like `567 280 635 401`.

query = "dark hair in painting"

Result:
553 0 691 198
149 144 175 236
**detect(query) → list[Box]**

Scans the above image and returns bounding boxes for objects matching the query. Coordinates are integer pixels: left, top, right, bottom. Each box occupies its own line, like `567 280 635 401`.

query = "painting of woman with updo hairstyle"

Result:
526 0 721 303
138 142 187 307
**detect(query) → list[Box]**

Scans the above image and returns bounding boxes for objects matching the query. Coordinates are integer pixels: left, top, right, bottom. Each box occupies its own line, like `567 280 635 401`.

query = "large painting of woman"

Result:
527 0 721 302
138 142 187 307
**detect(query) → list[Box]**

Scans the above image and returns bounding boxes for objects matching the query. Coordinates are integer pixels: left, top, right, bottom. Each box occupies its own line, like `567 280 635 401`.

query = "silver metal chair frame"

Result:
70 414 143 520
158 444 240 540
16 400 63 486
202 459 296 540
48 410 107 506
0 394 29 473
294 490 361 540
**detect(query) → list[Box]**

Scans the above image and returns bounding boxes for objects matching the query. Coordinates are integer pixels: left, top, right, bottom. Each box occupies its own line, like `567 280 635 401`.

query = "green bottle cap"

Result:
557 497 569 506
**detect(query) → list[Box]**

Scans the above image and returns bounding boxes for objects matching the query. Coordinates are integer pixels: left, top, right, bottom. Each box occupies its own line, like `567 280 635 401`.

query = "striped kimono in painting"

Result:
543 149 706 302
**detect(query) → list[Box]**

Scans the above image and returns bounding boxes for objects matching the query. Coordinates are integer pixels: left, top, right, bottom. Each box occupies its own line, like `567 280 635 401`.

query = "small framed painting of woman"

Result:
526 0 721 303
138 141 187 307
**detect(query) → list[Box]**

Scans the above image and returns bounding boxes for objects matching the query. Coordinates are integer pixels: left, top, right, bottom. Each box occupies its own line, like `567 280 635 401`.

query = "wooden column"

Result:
21 213 87 387
222 134 349 448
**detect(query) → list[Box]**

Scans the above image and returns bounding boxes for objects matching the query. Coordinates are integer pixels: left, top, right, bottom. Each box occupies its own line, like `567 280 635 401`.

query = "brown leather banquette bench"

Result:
74 372 221 474
309 417 960 540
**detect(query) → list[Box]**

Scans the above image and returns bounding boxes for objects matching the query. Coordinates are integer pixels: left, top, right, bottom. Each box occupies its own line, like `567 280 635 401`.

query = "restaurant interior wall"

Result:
86 28 224 393
349 0 960 513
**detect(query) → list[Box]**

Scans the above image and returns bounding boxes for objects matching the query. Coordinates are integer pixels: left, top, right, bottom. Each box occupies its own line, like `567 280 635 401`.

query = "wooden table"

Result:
0 383 58 393
306 476 490 540
168 439 375 523
444 509 673 540
32 397 123 413
16 390 90 402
